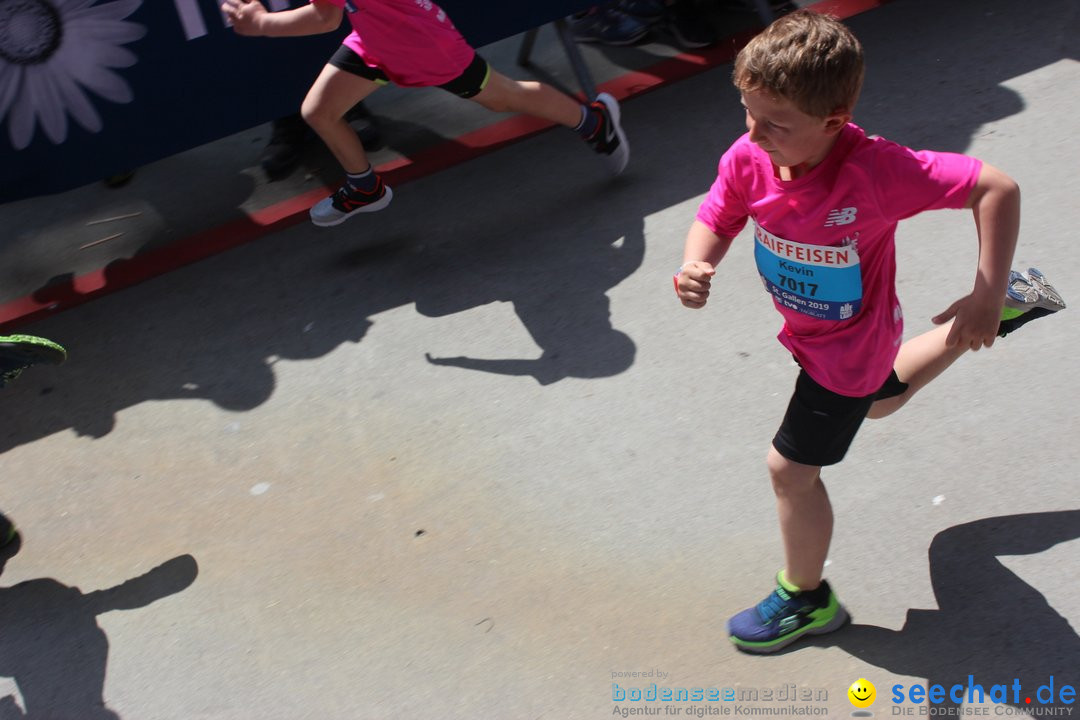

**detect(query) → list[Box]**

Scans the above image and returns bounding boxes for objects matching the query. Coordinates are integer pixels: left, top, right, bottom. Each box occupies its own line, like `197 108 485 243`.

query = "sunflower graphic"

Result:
0 0 145 150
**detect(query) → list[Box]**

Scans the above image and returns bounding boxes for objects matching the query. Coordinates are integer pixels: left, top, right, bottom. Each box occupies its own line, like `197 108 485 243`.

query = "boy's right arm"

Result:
221 0 342 37
675 220 733 310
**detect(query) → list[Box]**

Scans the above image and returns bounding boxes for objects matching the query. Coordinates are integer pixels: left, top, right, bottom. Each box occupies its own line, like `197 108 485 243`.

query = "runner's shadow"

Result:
810 511 1080 711
3 0 1074 449
419 216 643 385
0 536 198 719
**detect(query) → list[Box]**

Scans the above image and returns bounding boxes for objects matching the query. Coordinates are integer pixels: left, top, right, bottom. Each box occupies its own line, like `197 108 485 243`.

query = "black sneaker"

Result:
617 0 666 25
572 5 651 45
998 267 1066 337
583 92 630 175
0 334 67 388
261 114 309 181
264 107 382 181
665 0 718 49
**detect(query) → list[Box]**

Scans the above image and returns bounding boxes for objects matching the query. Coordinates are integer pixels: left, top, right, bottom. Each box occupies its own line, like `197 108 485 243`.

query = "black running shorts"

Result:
328 47 491 98
771 367 909 467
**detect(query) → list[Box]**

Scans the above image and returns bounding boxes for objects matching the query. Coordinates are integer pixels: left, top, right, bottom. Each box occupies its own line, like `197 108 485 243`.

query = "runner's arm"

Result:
676 221 733 309
683 220 733 268
932 162 1020 349
222 0 343 37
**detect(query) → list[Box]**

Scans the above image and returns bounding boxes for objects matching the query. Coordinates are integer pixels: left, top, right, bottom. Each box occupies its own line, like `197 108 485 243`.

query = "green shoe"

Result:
728 572 849 653
0 334 67 388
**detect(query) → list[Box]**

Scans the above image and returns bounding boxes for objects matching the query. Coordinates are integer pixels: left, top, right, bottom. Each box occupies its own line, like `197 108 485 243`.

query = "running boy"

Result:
673 10 1065 653
222 0 630 227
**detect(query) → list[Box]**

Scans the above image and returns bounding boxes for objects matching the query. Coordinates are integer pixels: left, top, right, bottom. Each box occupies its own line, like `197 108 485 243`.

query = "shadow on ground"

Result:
0 537 198 719
1 0 1075 453
805 510 1080 712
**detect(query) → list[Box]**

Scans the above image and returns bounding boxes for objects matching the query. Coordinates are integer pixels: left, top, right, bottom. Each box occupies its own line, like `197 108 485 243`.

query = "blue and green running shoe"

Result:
728 572 849 653
999 268 1066 337
0 334 67 388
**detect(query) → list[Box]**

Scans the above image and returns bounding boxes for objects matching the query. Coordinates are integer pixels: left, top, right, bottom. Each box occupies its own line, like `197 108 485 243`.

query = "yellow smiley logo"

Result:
848 678 876 709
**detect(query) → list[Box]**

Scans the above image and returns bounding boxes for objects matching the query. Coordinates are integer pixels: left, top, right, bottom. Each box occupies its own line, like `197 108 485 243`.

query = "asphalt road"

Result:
1 1 1077 718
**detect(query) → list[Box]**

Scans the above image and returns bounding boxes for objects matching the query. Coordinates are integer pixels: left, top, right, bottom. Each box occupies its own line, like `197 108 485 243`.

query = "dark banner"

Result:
0 0 593 202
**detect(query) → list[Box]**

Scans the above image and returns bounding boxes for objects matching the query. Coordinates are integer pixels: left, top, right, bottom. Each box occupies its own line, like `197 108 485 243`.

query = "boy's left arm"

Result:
931 162 1020 350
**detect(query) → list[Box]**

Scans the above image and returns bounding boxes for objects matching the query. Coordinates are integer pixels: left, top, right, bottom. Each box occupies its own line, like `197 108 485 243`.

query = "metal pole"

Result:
517 27 539 67
553 18 598 100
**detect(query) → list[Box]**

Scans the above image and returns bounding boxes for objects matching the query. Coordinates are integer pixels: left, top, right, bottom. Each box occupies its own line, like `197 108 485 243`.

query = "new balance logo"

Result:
824 207 858 227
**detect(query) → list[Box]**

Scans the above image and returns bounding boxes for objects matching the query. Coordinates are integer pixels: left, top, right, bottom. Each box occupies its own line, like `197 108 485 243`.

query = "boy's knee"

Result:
867 393 908 420
299 99 330 129
766 447 821 492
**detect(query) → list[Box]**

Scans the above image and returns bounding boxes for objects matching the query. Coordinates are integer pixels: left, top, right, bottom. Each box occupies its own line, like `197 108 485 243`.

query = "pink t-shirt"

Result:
316 0 475 87
696 123 981 397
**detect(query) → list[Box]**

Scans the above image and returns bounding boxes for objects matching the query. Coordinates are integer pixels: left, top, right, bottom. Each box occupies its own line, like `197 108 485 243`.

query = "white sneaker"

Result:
584 92 630 175
310 181 393 227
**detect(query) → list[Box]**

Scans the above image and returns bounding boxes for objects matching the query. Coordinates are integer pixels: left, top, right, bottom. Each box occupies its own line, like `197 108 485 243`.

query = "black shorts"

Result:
328 46 491 99
771 367 909 467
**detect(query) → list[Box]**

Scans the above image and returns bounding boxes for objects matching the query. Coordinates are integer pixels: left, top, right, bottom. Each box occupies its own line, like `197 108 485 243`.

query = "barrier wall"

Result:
0 0 594 201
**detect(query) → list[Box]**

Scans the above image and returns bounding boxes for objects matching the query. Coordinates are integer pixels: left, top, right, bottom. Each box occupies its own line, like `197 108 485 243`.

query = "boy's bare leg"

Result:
867 321 967 419
767 447 832 590
470 70 584 127
771 319 969 587
301 65 381 173
472 69 629 174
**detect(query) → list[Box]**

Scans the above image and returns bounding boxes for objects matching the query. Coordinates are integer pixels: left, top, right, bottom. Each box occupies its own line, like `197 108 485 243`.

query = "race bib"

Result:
753 222 862 321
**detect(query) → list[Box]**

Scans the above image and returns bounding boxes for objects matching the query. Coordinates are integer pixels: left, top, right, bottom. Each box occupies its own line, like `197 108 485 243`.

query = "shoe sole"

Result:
1005 270 1038 308
1005 268 1066 313
574 33 649 46
0 334 67 364
999 267 1065 336
311 185 394 228
730 604 850 654
595 92 630 175
1026 268 1066 309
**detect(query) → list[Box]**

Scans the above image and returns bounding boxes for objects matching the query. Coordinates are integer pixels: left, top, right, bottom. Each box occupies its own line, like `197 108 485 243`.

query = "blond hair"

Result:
733 10 864 118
